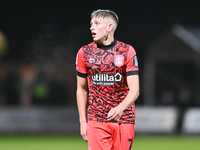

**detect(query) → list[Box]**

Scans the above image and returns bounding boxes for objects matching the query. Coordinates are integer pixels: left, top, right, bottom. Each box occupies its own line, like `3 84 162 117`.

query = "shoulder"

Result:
115 40 135 52
116 40 133 49
80 41 96 50
77 42 99 56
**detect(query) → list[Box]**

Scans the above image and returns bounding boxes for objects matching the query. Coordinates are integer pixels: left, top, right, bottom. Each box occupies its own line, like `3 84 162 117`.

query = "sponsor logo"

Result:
92 73 122 86
114 55 124 67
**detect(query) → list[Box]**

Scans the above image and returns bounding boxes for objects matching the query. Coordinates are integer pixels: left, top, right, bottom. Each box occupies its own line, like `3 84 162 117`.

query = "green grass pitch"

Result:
0 135 199 150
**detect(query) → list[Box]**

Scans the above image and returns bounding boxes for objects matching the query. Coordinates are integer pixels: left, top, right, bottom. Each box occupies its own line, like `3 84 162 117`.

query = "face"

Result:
90 17 109 44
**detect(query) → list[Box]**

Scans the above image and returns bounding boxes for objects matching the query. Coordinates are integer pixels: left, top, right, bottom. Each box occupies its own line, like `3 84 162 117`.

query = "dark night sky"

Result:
0 0 200 64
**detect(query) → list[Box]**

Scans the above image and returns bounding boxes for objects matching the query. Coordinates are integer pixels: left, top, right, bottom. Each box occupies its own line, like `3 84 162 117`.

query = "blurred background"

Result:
0 0 200 136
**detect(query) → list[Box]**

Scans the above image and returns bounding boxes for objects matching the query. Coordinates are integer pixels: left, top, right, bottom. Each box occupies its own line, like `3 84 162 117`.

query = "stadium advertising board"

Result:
135 106 179 134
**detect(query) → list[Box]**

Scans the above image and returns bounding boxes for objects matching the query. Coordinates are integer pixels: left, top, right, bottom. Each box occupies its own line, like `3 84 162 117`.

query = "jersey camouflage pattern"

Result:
76 39 139 124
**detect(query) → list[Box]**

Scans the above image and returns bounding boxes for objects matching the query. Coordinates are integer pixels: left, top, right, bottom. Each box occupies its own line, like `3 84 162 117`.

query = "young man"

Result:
76 9 139 150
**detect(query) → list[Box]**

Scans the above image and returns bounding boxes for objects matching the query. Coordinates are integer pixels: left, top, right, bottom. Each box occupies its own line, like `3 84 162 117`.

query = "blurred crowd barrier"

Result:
135 106 179 134
0 63 77 106
182 108 200 135
0 106 200 135
135 106 200 135
0 106 79 134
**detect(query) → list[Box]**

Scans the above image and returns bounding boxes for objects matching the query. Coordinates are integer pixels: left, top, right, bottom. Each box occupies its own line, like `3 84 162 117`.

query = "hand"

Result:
80 122 88 141
107 106 123 122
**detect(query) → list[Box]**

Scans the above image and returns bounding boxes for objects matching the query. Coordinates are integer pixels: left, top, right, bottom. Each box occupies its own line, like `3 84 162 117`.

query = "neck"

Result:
102 36 114 46
96 32 114 46
96 39 116 49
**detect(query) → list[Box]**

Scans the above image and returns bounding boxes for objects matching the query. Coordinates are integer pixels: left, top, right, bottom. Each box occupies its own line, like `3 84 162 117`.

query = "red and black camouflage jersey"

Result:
76 39 139 124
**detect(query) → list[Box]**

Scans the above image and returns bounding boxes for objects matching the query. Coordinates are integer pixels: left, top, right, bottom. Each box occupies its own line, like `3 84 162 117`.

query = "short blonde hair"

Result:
91 9 119 30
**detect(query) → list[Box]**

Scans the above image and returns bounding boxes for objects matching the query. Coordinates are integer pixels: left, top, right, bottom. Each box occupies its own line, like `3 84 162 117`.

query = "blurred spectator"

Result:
0 64 71 106
177 88 193 109
1 68 20 105
18 65 38 106
32 72 50 105
160 90 175 106
49 78 67 105
0 65 7 105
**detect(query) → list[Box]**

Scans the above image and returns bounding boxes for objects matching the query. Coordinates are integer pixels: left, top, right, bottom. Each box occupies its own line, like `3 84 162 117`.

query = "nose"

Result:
90 24 94 30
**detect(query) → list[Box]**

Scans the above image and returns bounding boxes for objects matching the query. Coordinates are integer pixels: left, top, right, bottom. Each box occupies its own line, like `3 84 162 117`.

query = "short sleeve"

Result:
76 48 87 78
126 46 139 76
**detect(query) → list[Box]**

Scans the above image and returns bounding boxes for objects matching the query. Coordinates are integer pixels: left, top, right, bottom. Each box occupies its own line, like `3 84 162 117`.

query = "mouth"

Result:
92 32 96 37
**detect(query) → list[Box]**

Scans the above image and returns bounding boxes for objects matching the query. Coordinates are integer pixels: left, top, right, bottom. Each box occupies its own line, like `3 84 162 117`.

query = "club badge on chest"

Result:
114 55 124 67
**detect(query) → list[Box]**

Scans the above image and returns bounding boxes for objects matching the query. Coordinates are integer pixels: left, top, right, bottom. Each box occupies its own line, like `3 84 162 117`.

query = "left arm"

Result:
107 75 139 121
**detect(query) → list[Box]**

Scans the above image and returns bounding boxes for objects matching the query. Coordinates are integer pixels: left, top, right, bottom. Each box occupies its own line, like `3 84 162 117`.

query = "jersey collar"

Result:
96 39 117 50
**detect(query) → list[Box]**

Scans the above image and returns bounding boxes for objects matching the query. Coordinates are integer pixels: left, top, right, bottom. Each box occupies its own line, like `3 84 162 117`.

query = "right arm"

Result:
76 76 88 141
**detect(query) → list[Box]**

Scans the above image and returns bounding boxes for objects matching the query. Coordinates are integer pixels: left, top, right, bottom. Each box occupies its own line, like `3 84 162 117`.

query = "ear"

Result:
107 23 113 32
